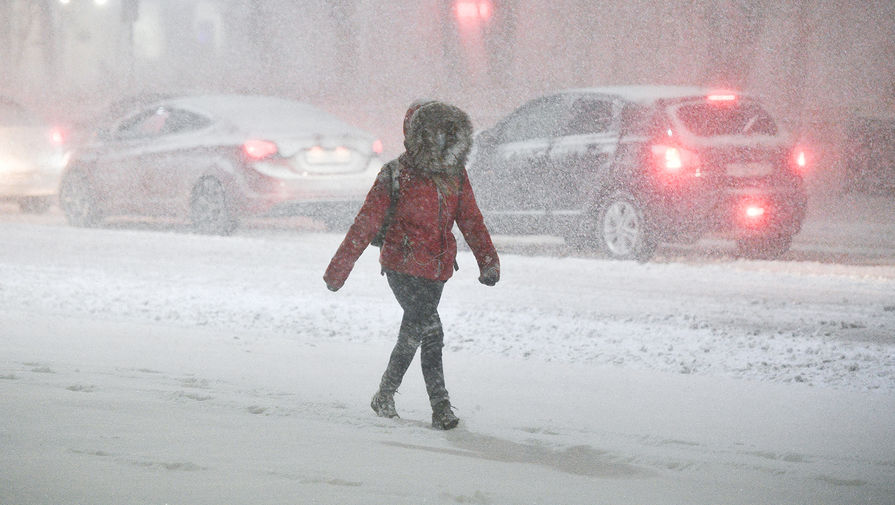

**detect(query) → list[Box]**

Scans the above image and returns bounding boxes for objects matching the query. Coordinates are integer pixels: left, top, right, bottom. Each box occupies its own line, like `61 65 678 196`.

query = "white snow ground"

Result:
1 193 893 504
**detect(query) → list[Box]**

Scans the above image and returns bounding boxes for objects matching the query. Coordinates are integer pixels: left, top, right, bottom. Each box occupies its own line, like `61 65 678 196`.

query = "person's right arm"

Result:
323 165 392 291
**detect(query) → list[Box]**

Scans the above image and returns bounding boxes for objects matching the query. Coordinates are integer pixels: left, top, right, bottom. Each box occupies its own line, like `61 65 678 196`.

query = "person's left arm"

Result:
455 169 500 285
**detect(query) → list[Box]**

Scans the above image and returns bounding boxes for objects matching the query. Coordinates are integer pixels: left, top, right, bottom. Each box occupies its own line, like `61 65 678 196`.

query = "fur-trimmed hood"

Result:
402 101 473 175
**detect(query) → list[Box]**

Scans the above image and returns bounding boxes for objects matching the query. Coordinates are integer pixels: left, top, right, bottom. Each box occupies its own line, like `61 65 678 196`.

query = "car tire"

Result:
59 173 102 227
19 196 51 214
598 191 658 262
190 177 237 235
736 233 793 260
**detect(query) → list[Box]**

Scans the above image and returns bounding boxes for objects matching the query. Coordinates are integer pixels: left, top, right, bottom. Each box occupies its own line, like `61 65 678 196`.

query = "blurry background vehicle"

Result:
67 92 178 148
468 86 808 261
842 115 895 195
0 96 69 213
59 94 383 234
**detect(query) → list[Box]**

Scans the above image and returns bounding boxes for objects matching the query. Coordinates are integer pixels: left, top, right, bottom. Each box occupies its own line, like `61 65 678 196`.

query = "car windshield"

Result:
0 101 36 126
674 100 778 136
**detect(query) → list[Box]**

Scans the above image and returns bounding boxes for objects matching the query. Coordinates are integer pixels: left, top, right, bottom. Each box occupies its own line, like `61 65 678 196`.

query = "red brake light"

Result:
738 198 770 228
663 146 683 172
745 205 766 218
243 139 278 160
372 139 383 155
651 144 698 178
793 148 808 172
707 92 738 103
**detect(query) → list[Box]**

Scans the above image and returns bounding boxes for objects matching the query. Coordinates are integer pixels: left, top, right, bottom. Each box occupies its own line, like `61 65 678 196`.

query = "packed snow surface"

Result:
1 194 893 504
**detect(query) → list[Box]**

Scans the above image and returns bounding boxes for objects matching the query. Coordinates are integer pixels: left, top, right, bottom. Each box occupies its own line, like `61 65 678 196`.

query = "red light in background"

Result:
49 127 66 145
372 139 383 155
477 1 492 20
243 139 278 160
454 0 493 22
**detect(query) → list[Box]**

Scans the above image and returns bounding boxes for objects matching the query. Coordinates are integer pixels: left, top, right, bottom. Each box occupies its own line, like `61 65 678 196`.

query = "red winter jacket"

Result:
324 155 499 289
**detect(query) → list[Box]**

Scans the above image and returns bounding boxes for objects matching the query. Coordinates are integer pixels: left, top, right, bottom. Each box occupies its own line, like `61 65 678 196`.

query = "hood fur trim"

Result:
403 101 473 175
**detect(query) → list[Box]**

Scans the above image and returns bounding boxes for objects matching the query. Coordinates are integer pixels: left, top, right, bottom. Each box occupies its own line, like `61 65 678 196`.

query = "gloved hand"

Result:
323 260 348 292
478 266 499 286
323 272 344 292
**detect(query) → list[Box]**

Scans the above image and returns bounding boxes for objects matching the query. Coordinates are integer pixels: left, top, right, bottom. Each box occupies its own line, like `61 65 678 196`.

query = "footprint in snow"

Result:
67 384 97 393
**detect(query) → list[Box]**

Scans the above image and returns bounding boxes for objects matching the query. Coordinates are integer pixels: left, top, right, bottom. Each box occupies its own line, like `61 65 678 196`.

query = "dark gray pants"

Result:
379 271 449 407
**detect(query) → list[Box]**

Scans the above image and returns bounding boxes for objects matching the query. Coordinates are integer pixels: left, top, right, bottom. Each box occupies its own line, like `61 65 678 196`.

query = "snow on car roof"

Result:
560 85 732 104
162 94 366 136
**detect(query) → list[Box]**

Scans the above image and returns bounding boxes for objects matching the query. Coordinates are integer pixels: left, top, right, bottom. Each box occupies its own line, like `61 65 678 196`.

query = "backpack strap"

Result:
371 159 401 250
388 159 402 200
450 169 467 272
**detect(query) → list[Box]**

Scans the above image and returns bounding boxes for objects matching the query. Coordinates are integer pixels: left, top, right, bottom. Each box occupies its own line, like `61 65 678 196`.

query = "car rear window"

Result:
618 104 658 136
674 101 778 137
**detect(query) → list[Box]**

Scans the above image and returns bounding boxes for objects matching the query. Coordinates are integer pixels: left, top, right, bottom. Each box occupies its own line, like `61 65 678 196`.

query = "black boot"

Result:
431 400 459 430
371 391 398 418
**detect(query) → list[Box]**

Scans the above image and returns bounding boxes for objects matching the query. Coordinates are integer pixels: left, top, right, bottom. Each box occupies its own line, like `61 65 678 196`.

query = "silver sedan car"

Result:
60 94 383 234
0 97 68 213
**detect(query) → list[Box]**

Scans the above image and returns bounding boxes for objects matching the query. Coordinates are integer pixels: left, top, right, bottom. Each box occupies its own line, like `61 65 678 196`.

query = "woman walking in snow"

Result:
323 100 500 430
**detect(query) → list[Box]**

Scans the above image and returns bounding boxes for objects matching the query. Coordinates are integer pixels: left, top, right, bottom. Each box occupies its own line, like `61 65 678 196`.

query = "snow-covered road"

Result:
1 193 893 504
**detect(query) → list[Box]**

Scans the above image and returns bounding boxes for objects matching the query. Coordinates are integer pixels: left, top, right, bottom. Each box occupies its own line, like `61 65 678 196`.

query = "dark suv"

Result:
468 86 808 261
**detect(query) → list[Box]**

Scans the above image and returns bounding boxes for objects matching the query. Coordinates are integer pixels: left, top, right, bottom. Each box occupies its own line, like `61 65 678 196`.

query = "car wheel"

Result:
19 196 51 214
59 173 102 227
598 192 657 262
190 177 237 235
736 233 793 260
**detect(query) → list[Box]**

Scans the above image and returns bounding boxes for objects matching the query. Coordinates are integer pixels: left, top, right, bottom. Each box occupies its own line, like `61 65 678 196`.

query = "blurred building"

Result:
2 0 893 189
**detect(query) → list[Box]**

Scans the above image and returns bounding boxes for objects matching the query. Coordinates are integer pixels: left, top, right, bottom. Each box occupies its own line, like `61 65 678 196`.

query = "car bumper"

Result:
653 183 808 239
714 188 807 237
0 153 67 198
236 157 379 217
0 170 63 198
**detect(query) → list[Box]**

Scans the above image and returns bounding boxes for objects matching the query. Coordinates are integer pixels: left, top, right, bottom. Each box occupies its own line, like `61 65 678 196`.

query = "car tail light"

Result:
738 198 769 228
707 92 738 103
792 147 809 174
243 139 278 160
664 146 684 171
745 204 765 218
651 144 699 178
372 139 383 155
